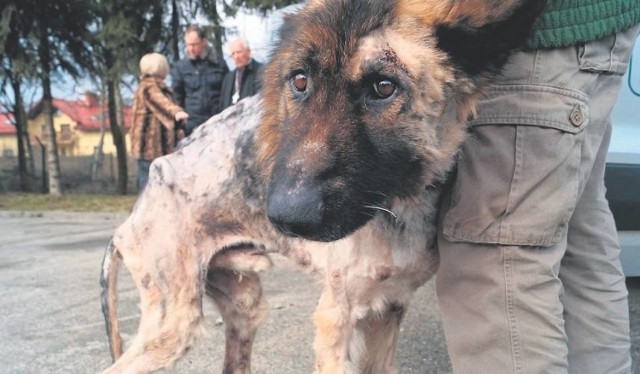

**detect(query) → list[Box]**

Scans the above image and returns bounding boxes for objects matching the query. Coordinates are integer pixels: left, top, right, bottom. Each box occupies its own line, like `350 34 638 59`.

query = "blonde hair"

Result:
139 52 170 78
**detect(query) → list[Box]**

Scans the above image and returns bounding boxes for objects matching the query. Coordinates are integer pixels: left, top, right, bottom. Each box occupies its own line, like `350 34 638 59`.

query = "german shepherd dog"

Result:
100 1 545 372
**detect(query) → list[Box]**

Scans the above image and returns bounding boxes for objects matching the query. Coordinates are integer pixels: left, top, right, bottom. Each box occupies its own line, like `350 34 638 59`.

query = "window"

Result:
59 124 72 140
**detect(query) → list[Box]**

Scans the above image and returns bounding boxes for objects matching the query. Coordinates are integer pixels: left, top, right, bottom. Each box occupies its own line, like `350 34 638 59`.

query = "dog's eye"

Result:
292 73 308 92
373 80 396 99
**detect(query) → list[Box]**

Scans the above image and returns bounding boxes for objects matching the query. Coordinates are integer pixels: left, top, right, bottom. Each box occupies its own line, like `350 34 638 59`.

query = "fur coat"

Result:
131 76 184 161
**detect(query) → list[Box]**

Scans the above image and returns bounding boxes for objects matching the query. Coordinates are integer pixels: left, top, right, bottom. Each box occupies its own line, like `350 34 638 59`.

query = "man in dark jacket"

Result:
171 25 229 136
219 38 263 111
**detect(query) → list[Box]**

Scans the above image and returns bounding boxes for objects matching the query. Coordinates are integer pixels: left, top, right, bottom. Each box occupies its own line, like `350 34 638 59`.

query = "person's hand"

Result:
175 111 189 122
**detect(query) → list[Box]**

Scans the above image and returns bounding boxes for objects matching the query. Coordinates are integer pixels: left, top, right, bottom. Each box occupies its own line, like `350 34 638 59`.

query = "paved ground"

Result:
0 211 638 373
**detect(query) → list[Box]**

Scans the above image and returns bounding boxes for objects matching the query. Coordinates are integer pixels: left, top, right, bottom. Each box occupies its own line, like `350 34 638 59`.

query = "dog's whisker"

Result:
363 205 398 219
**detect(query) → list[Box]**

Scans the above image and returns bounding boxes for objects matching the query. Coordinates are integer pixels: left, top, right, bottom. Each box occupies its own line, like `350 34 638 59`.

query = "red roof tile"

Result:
29 93 132 132
0 112 16 135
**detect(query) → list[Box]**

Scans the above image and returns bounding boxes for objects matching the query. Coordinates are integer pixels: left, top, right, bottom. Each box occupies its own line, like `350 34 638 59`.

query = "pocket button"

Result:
569 105 584 127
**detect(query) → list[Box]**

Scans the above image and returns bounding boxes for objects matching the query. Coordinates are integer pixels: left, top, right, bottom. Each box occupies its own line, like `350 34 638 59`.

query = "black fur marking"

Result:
233 130 266 207
435 0 547 77
388 302 405 314
151 163 165 185
100 239 119 362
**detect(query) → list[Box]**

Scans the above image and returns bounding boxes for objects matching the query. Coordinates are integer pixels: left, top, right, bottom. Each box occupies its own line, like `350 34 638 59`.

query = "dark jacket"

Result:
171 47 229 135
219 58 263 111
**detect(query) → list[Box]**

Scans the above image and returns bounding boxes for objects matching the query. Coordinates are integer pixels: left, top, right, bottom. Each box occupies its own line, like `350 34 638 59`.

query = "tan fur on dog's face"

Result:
259 0 546 242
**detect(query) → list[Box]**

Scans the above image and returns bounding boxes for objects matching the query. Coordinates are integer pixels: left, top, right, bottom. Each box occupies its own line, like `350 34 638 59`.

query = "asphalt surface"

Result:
0 211 638 373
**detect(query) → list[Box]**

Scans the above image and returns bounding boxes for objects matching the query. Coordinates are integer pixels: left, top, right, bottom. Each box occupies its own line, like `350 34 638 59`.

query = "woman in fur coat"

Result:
131 52 189 190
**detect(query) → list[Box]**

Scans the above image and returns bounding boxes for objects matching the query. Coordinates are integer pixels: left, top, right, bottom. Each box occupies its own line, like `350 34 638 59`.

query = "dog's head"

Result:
259 0 546 242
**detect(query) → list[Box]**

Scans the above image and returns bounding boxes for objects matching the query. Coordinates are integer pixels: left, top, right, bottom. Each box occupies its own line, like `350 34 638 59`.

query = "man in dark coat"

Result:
171 25 229 136
219 38 263 111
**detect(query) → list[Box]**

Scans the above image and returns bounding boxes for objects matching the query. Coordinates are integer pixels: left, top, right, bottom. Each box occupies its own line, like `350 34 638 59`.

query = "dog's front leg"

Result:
312 272 405 374
354 301 405 374
312 279 352 374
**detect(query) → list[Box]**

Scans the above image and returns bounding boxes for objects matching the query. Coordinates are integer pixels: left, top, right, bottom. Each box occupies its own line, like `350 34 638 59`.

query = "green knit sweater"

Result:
527 0 640 49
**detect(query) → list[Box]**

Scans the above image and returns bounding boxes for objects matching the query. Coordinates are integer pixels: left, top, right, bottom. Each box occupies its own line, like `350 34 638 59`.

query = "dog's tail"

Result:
100 238 123 362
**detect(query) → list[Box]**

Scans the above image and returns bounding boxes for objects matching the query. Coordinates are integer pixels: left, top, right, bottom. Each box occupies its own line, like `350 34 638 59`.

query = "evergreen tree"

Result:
93 0 166 195
1 0 94 196
0 4 38 191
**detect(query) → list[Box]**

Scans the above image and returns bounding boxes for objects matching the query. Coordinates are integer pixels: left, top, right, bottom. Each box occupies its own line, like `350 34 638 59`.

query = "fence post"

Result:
35 136 47 194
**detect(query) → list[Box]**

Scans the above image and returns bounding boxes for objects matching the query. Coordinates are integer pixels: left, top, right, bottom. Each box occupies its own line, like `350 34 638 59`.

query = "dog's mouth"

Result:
271 219 345 242
269 216 366 242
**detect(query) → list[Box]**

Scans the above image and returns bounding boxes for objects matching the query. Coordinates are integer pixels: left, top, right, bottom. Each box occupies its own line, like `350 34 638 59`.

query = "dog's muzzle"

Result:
267 181 325 239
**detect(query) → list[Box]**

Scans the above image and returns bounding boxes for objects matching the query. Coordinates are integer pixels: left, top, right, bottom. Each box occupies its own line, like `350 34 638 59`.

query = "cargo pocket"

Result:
442 85 590 247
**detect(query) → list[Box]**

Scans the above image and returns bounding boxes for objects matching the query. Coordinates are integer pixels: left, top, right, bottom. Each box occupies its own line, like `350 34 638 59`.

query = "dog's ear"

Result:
398 0 547 78
436 0 547 77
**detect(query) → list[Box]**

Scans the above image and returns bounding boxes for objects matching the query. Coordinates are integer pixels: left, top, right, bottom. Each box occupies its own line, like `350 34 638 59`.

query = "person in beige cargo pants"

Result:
436 5 640 373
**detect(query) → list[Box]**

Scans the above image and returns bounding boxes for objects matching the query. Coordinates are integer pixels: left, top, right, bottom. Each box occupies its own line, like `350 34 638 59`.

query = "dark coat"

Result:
219 58 263 112
171 48 229 135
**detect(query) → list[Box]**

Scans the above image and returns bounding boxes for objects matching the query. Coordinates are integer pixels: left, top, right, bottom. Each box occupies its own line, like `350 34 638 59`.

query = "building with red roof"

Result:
0 112 17 157
25 92 132 156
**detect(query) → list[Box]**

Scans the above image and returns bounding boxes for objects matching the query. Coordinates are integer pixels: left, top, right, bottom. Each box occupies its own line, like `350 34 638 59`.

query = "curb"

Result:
0 210 129 221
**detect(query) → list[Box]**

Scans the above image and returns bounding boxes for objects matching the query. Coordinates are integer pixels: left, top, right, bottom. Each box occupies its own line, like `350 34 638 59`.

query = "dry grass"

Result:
0 193 138 213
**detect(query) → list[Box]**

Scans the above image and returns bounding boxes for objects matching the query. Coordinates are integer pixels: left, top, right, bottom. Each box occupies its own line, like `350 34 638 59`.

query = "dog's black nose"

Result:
267 184 324 237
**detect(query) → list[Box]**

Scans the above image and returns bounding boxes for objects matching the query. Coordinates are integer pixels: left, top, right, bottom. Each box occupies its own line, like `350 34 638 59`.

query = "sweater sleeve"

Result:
144 84 185 130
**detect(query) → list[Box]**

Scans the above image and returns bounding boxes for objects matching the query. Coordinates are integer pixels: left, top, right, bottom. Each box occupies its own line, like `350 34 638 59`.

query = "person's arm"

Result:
219 71 232 112
171 64 185 108
145 84 187 130
221 58 230 77
254 61 263 93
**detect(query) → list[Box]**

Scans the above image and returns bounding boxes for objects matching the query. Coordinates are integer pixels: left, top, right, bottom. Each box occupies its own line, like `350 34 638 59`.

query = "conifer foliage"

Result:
0 0 302 194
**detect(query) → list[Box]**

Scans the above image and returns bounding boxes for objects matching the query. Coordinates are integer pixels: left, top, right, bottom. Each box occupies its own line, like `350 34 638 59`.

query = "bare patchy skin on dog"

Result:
103 100 277 373
100 1 545 373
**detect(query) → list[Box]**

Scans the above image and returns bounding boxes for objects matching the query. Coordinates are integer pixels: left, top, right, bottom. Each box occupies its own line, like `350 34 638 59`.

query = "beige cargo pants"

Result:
437 24 640 374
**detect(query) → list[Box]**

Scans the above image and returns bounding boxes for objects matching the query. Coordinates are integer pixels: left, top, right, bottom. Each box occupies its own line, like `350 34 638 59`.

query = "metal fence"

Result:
0 150 139 193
